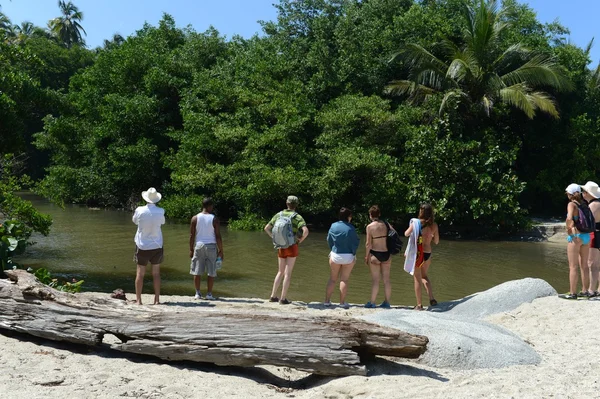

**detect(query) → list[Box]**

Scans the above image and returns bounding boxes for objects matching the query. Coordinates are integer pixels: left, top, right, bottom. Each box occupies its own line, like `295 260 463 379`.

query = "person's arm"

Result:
132 209 140 225
433 223 440 245
264 223 273 238
189 216 197 258
327 228 334 250
214 217 223 260
404 223 414 237
365 225 372 264
352 226 360 255
566 202 577 235
298 226 309 244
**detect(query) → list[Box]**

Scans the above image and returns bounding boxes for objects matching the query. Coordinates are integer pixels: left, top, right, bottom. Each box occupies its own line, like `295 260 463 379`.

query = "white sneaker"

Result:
323 301 332 307
342 302 350 309
194 293 202 300
205 293 215 300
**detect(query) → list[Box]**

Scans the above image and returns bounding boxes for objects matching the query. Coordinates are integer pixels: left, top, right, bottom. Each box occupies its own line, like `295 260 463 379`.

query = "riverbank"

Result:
1 289 598 398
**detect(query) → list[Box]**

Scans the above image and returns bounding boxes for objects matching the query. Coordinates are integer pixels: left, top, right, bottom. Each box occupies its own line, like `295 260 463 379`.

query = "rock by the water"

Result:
432 277 557 319
362 278 556 370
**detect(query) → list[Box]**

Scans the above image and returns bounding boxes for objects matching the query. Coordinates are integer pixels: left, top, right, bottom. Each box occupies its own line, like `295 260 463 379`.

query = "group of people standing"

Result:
324 203 439 310
563 181 600 299
131 188 439 309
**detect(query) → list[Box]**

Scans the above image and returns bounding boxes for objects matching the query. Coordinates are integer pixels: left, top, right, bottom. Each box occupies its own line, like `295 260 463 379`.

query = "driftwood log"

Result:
0 270 428 376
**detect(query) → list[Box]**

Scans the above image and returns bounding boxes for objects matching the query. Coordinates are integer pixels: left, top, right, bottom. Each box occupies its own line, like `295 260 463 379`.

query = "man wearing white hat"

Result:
582 181 600 296
132 187 165 305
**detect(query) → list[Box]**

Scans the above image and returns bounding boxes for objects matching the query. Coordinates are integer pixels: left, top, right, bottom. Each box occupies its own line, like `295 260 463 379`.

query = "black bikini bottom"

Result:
370 250 390 262
424 252 432 261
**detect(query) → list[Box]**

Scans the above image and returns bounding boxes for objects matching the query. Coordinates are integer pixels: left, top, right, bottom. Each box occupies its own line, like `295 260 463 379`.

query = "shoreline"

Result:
2 285 599 398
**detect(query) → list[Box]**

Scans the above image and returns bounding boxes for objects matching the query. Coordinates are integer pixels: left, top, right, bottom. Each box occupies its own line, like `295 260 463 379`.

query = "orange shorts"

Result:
278 244 299 258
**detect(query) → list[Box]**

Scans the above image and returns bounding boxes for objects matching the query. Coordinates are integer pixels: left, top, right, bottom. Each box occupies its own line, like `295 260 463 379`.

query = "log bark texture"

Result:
0 270 428 376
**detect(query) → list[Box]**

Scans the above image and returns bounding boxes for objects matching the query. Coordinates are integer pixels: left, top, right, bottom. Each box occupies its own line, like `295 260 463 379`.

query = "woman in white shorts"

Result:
325 208 360 308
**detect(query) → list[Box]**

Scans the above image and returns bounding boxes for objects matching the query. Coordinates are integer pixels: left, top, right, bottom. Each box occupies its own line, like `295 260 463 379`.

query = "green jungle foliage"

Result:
2 0 600 234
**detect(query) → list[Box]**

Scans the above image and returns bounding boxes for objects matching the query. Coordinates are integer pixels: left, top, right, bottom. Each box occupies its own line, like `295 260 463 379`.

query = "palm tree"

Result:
386 0 572 119
48 0 86 48
12 21 34 43
102 33 124 49
0 11 11 34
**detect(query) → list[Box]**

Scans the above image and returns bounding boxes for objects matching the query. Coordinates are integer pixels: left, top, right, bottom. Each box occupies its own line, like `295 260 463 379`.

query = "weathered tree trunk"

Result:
0 270 428 376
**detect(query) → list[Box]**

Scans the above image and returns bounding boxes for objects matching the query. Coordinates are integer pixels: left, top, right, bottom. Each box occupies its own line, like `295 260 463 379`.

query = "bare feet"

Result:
135 300 143 305
413 305 423 311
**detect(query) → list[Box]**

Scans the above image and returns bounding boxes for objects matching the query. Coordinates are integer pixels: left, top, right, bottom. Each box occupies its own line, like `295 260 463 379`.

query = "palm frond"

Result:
499 84 536 119
439 90 470 116
501 54 574 92
528 91 559 119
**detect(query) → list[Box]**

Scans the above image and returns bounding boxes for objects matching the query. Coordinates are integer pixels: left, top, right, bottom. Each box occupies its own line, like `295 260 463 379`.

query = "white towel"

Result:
404 218 421 275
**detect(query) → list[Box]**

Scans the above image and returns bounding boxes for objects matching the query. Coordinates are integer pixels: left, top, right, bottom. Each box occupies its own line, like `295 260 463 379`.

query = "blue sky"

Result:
1 0 598 65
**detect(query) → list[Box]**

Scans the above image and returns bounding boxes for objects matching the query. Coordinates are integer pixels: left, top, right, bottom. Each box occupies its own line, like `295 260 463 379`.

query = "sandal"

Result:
578 291 592 298
413 305 424 311
429 299 438 306
269 296 279 302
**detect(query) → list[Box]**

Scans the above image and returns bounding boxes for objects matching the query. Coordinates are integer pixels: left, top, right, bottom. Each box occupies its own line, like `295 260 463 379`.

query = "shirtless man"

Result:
405 203 439 310
364 205 393 308
582 181 600 296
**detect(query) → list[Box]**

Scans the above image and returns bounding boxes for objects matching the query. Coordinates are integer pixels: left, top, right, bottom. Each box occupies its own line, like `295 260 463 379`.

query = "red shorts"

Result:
278 244 299 258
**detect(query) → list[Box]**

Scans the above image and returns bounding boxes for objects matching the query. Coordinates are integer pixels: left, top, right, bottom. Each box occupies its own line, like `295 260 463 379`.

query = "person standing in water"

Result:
563 184 592 299
364 205 393 308
189 198 223 300
264 195 309 305
404 203 439 310
325 207 360 309
132 187 165 305
581 182 600 296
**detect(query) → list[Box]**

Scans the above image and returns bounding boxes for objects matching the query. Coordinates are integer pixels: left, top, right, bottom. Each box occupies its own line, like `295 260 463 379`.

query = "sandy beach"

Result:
1 290 598 399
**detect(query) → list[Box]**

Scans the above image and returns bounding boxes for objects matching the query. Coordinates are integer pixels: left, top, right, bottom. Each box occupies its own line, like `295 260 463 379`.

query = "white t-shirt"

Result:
132 204 165 250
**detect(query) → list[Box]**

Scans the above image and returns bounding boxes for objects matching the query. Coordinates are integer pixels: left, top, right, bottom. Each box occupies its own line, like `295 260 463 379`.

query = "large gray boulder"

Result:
432 277 557 319
361 278 556 370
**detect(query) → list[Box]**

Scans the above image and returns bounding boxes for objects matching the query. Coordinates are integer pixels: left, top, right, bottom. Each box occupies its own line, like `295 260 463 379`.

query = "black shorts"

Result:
134 246 164 266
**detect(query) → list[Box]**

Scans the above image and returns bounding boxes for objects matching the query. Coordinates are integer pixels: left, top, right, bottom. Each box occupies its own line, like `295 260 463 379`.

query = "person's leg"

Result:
281 257 297 301
567 241 581 294
338 261 355 304
206 245 217 297
207 276 214 294
135 265 146 305
381 261 392 303
413 266 423 309
151 264 161 304
326 259 342 303
369 259 381 304
421 260 434 301
579 244 591 293
270 257 286 299
588 248 599 293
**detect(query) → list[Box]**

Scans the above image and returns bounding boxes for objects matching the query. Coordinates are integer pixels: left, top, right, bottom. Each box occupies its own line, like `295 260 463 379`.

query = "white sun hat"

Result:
565 183 581 195
582 181 600 199
142 187 162 204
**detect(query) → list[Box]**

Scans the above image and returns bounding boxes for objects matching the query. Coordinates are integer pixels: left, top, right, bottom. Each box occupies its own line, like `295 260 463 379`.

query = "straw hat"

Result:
142 187 162 204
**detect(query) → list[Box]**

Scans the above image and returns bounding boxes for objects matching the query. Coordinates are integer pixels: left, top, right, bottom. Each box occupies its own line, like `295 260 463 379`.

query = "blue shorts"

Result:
567 233 591 245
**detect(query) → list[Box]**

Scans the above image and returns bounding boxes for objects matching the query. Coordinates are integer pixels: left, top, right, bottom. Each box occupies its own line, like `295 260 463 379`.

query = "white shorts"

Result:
329 252 356 265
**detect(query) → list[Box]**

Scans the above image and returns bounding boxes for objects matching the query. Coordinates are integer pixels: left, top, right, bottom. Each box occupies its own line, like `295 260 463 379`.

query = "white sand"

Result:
1 292 598 399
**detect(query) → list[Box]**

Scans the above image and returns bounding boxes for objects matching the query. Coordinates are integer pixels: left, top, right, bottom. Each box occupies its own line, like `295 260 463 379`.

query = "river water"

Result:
18 194 569 304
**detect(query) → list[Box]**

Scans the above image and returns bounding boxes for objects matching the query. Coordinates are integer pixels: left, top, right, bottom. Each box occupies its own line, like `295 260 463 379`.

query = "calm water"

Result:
18 194 570 304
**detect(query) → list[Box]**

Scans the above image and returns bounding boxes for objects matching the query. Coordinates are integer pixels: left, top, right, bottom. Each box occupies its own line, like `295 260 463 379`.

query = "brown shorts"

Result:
134 246 164 266
278 244 299 259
